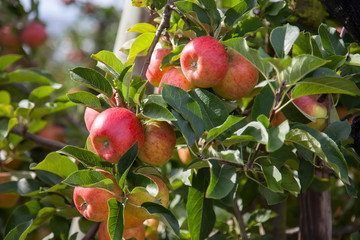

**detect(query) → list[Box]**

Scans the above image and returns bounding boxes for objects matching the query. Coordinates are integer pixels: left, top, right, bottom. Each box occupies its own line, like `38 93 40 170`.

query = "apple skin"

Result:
270 111 287 128
158 67 195 93
180 36 229 88
292 95 328 131
0 25 21 51
144 218 159 240
124 175 169 228
90 107 144 164
138 121 176 166
177 147 192 165
146 48 172 87
73 170 122 222
212 49 258 100
84 107 100 131
20 22 48 48
0 172 20 208
98 221 146 240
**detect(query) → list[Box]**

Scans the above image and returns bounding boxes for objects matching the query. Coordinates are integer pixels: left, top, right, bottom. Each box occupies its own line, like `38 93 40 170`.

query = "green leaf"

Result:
281 55 327 85
224 120 269 146
189 88 228 131
262 164 282 192
63 169 114 190
128 23 156 33
142 202 180 236
292 31 312 56
91 50 124 78
228 16 264 38
251 83 275 120
69 67 113 98
206 160 237 199
162 84 204 140
128 77 147 106
32 152 78 179
224 0 257 26
270 24 300 58
293 124 349 184
107 198 124 240
57 145 113 171
186 168 215 240
67 91 102 110
0 54 22 71
280 167 300 192
171 110 196 146
223 37 272 78
29 85 61 102
0 118 17 140
267 120 290 152
298 158 314 190
324 120 351 144
4 220 33 240
259 185 287 205
318 24 347 56
291 76 360 98
142 102 176 121
0 90 11 104
116 142 138 189
160 45 184 69
126 32 155 65
207 115 245 142
1 69 52 85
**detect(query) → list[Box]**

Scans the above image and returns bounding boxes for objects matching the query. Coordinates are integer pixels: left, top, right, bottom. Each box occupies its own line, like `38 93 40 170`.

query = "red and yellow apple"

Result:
98 221 146 240
0 172 20 208
20 22 48 48
84 107 101 131
138 121 176 166
177 147 192 165
270 111 287 128
292 94 328 131
0 24 21 51
73 169 122 222
212 49 258 100
158 67 194 93
90 107 144 164
144 218 159 240
180 36 229 88
146 48 172 87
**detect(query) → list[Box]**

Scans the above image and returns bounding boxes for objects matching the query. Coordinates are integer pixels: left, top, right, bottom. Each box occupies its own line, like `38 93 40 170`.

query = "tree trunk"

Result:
299 165 332 240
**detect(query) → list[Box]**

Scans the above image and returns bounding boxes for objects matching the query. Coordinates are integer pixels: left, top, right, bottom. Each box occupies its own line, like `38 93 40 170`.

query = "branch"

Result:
82 222 100 240
10 127 66 150
234 197 249 240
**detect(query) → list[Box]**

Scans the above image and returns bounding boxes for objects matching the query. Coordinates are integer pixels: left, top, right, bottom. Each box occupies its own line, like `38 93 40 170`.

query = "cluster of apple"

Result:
146 36 259 101
0 21 48 52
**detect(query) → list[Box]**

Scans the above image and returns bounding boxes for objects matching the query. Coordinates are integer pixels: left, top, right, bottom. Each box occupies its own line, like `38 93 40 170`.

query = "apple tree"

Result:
1 0 360 240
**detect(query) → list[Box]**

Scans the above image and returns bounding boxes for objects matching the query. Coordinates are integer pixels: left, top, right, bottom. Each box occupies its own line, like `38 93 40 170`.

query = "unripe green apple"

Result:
212 49 258 100
146 48 172 87
73 169 122 222
158 67 195 93
138 121 176 166
180 36 229 88
292 95 328 131
90 107 144 164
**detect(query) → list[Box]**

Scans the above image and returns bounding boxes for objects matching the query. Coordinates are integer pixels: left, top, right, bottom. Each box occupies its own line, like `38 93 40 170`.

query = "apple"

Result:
0 25 21 51
124 175 169 228
292 94 328 131
20 22 48 48
270 111 287 128
0 172 20 208
177 147 192 165
90 107 144 164
180 36 229 88
38 124 65 142
138 121 176 166
212 49 258 100
84 107 101 131
144 218 159 240
98 221 146 240
158 67 195 93
73 169 122 222
146 48 172 87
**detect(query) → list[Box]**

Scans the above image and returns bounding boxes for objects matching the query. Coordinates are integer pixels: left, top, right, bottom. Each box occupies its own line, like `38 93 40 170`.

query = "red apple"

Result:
0 25 21 51
73 170 122 222
144 218 159 240
90 107 144 164
270 111 287 128
20 22 48 48
0 172 20 208
177 147 192 165
146 48 172 87
158 67 195 93
138 121 176 166
38 125 65 142
98 221 146 240
292 94 328 131
84 107 101 131
212 49 258 100
180 36 229 88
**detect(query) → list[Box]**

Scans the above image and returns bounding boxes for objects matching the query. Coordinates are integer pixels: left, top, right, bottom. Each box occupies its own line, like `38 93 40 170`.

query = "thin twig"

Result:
82 222 100 240
10 127 66 150
245 143 261 169
234 197 249 240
